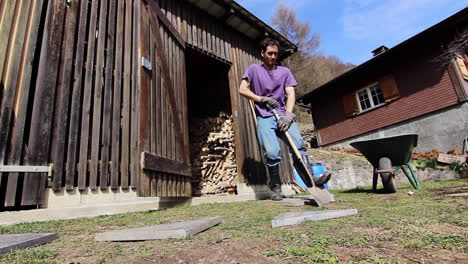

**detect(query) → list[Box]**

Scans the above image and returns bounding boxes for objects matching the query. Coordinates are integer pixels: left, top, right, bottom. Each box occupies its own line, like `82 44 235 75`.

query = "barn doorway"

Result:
185 49 237 196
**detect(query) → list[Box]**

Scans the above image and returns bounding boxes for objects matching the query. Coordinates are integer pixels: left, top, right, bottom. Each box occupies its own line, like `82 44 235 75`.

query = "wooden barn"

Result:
0 0 298 210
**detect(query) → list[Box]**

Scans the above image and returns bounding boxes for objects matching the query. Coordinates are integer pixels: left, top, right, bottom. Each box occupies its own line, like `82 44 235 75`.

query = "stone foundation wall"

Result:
319 160 465 190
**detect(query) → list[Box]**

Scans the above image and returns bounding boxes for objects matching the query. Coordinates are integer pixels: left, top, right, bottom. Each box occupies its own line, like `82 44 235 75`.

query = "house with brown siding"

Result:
299 8 468 152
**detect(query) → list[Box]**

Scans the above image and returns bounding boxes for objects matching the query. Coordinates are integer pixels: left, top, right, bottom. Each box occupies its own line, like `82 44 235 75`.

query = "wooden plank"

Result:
220 25 227 61
179 0 186 42
217 24 223 59
169 37 175 162
2 0 32 206
156 172 162 196
0 0 17 80
0 0 19 173
186 2 192 45
22 0 66 205
152 0 184 49
4 0 44 201
225 26 232 62
161 26 167 159
51 0 78 191
175 44 181 163
78 0 99 190
201 15 207 52
214 23 220 58
138 2 151 196
192 7 198 47
66 0 90 190
155 50 162 157
131 0 141 189
214 22 220 58
101 0 118 190
168 175 173 197
437 153 466 164
120 0 133 189
150 172 156 196
147 1 186 159
89 0 109 190
111 0 125 190
141 152 191 178
229 45 245 183
179 45 189 164
150 16 157 154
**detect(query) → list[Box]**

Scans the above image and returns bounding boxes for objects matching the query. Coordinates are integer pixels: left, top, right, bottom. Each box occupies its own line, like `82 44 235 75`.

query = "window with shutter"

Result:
355 83 385 112
343 74 400 117
379 74 400 102
342 92 359 117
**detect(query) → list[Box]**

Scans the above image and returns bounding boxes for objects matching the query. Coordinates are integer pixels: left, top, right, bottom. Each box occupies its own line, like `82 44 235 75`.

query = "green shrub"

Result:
448 160 468 171
414 158 438 168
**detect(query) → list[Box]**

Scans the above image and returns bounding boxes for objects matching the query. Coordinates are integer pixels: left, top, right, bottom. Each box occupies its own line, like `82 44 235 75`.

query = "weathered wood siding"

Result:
0 0 144 207
0 0 294 208
155 0 294 184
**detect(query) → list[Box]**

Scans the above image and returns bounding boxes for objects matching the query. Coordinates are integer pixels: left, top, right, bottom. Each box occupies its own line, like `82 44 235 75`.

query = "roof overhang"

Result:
184 0 298 60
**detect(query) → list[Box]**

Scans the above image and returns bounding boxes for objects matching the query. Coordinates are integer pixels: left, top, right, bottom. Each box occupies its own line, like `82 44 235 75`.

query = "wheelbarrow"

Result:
350 134 421 193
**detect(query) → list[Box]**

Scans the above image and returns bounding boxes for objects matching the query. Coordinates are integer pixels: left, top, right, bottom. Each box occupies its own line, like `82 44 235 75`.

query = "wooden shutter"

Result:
379 74 400 102
448 58 468 102
456 55 468 80
342 92 359 117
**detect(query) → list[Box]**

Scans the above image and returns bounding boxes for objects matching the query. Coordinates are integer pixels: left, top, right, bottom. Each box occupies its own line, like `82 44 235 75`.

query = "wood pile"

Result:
323 146 362 155
300 127 319 148
189 112 237 196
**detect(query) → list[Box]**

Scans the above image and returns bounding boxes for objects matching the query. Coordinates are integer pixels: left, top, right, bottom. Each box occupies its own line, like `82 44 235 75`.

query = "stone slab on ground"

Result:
272 209 358 228
445 193 468 197
0 233 57 256
261 198 310 207
95 216 222 241
292 194 335 206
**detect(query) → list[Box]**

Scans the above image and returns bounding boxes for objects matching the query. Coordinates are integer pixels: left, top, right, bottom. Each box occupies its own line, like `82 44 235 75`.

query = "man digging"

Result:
239 38 332 201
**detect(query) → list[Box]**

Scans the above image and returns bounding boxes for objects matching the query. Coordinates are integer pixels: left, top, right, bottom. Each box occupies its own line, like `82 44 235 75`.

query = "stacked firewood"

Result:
301 128 318 148
189 112 237 196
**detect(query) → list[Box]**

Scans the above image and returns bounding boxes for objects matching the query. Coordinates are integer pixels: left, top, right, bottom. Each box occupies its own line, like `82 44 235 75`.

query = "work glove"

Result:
278 111 295 132
260 96 278 109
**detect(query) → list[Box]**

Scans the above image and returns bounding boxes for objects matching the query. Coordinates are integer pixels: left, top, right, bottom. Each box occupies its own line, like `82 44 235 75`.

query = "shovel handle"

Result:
266 105 317 188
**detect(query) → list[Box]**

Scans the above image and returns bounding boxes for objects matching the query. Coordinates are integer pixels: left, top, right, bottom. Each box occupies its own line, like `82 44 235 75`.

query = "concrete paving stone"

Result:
261 198 309 207
445 193 468 197
0 233 57 256
95 216 222 241
290 194 335 206
272 209 358 228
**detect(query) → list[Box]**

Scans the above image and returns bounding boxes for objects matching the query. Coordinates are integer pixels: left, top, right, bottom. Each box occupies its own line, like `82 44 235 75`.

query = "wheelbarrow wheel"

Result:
379 157 396 193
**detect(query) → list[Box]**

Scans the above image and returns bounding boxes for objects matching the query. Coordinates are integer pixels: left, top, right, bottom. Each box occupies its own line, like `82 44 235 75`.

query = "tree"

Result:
270 2 355 125
438 28 468 65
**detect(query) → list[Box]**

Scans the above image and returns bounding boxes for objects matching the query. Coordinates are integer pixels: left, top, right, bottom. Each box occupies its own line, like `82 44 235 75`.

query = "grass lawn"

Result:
1 180 467 264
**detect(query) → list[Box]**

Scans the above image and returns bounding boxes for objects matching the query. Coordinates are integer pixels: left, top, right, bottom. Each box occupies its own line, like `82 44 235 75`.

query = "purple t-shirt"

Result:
242 64 298 117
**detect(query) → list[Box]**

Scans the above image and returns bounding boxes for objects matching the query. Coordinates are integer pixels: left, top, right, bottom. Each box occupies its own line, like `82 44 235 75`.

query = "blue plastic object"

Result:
293 163 329 189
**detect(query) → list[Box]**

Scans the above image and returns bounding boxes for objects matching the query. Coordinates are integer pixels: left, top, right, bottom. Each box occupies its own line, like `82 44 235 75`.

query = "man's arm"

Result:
285 86 295 113
239 79 262 102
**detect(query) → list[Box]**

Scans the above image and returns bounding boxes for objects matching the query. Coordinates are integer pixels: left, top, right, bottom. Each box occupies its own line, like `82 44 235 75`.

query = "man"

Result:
239 38 331 201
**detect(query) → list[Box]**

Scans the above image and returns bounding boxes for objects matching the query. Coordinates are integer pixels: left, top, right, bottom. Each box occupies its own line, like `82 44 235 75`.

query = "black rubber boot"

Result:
267 165 283 201
294 154 332 187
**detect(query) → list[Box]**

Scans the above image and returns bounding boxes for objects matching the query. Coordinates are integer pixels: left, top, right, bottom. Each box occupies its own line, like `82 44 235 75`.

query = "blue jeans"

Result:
257 116 307 167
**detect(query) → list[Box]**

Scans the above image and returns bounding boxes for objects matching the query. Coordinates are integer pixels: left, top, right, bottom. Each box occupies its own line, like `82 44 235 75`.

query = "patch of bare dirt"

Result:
134 238 298 264
331 243 468 263
432 185 468 195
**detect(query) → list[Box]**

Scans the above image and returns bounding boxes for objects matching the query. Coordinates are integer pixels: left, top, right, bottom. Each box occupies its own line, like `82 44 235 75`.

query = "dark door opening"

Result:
185 49 237 196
